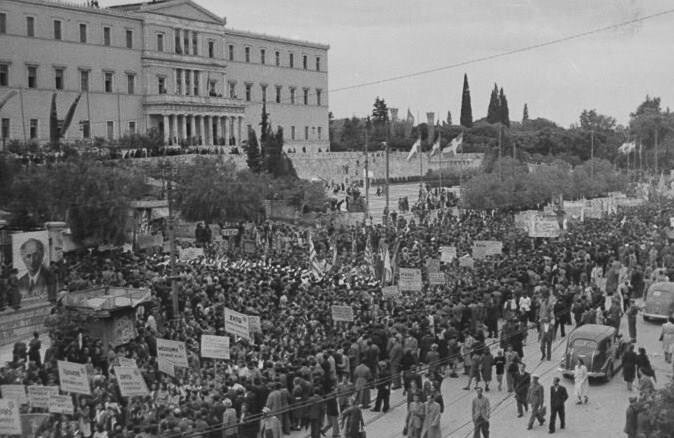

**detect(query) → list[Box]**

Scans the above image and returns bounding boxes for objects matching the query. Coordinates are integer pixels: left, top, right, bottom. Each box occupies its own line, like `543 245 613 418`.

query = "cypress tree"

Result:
446 111 452 126
487 83 500 124
460 73 473 128
522 103 529 123
499 88 510 127
246 128 262 173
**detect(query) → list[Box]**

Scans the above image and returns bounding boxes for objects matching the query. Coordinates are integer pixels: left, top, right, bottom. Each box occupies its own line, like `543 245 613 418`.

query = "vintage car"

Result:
559 324 626 381
643 282 674 322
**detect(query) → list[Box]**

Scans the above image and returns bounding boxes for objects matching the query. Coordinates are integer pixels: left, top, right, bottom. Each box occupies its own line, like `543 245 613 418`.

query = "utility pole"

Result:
165 161 179 317
498 124 503 181
655 127 659 175
590 130 594 178
385 124 390 225
364 127 369 219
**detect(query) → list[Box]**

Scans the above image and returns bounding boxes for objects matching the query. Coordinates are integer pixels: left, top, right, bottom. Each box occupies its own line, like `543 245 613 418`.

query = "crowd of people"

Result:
1 187 673 438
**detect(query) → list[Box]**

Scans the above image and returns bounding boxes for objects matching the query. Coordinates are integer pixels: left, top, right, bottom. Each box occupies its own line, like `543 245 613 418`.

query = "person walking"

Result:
472 387 490 438
494 350 505 391
622 343 638 391
222 398 238 438
625 300 639 342
514 363 531 418
421 395 442 438
574 358 589 404
659 317 674 364
539 317 553 361
504 346 519 393
624 396 638 438
259 407 282 438
526 374 545 430
353 360 372 408
480 350 494 392
405 392 424 438
340 398 364 438
548 377 568 433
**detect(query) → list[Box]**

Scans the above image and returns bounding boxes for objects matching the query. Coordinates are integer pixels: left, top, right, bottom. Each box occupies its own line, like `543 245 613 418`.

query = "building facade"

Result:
0 0 329 152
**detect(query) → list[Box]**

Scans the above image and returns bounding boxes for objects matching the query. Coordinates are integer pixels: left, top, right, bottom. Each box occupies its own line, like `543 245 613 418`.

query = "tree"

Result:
460 73 473 128
446 111 452 126
487 84 500 124
522 103 529 123
499 87 510 127
246 127 262 173
579 109 616 132
340 117 364 150
371 97 389 142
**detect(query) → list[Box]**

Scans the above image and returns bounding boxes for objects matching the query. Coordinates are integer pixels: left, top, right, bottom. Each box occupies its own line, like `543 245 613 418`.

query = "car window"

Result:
570 339 597 354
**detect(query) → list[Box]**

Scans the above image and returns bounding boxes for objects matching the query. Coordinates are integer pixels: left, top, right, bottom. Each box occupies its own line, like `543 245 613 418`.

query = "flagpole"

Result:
498 124 503 181
364 127 370 219
385 121 390 225
590 130 595 178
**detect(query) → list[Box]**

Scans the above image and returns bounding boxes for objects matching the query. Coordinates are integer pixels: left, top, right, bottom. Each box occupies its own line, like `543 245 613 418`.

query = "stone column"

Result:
185 70 191 96
170 114 177 145
215 116 222 146
223 116 229 145
162 114 170 144
179 69 185 96
237 116 242 146
180 115 186 143
145 114 152 135
201 115 207 145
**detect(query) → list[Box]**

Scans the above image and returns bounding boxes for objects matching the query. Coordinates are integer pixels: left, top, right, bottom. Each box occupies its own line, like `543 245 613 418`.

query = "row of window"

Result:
236 82 323 106
0 13 323 71
0 63 135 94
230 45 321 71
0 13 135 48
0 117 134 141
287 125 323 141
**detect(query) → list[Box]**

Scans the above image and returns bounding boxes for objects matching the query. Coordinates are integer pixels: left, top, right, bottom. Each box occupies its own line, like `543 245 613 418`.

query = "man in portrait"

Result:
17 238 56 303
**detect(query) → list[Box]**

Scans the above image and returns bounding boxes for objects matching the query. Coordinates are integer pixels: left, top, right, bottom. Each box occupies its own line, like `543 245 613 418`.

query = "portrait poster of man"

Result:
11 231 56 303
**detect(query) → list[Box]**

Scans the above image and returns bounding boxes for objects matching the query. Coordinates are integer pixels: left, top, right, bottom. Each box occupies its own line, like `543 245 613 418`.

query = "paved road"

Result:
292 306 669 438
365 182 421 224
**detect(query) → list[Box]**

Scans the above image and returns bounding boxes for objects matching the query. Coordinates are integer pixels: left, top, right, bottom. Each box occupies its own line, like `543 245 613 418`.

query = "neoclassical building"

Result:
0 0 330 151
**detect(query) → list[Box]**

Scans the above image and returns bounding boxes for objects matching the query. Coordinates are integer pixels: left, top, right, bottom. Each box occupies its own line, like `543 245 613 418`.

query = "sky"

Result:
104 0 674 127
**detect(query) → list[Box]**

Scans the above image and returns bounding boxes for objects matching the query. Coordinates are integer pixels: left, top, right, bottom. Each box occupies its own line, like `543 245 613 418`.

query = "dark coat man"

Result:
548 377 568 433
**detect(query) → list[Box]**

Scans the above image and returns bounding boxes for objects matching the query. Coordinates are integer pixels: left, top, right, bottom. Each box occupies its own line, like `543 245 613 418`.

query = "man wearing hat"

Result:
527 374 545 430
539 317 553 361
624 396 638 438
548 377 568 433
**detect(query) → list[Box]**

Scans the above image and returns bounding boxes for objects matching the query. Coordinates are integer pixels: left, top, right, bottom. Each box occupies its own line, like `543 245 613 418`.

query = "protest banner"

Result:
48 394 74 415
222 228 239 237
118 357 137 367
179 247 204 261
440 246 457 263
1 385 27 405
57 361 91 395
114 366 149 398
0 399 22 435
224 307 251 341
514 210 539 230
458 255 474 269
425 258 441 273
155 339 188 368
27 386 59 409
428 272 446 285
382 285 401 299
200 335 230 360
248 316 262 334
157 358 175 377
528 216 561 238
472 241 502 259
398 268 422 291
331 305 354 322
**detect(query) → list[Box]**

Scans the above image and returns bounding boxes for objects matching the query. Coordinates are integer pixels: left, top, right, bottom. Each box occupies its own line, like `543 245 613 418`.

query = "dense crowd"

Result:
1 189 673 438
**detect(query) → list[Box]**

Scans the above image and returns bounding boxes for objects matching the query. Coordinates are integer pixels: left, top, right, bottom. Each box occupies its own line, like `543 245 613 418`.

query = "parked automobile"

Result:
559 324 626 381
643 282 674 322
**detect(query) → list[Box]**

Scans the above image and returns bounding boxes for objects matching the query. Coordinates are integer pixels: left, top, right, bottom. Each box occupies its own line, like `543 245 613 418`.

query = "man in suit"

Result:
527 374 545 430
540 317 553 361
548 376 568 433
17 238 56 303
514 363 531 418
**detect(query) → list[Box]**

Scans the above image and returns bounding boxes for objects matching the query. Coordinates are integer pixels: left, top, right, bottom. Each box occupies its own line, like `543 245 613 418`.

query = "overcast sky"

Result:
105 0 674 127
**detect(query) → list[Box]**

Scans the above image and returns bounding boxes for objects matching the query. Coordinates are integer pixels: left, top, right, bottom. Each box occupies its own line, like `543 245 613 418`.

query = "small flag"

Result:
381 243 392 283
442 133 463 155
618 141 636 154
407 138 421 161
365 233 376 276
308 231 325 279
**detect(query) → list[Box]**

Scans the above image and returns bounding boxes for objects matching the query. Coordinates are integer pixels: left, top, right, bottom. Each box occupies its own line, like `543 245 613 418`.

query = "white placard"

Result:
179 247 205 261
428 272 446 285
27 386 59 409
57 361 91 395
156 339 188 368
48 394 74 415
157 358 175 377
472 240 502 259
118 357 137 367
528 216 561 238
248 316 262 334
200 335 231 360
331 305 354 322
382 285 401 299
458 255 474 269
224 307 251 341
398 268 422 291
0 399 22 435
440 246 457 263
114 366 149 398
0 385 27 405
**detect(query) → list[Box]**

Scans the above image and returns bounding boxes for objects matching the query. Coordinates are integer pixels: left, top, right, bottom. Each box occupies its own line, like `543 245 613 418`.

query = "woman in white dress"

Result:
574 358 589 404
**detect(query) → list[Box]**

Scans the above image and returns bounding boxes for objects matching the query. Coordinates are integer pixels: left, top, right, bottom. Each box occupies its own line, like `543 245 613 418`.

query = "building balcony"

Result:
142 50 228 69
143 94 245 113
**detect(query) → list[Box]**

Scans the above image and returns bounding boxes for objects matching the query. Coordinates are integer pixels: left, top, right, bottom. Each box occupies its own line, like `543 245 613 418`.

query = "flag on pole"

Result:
308 231 325 279
430 133 441 157
381 243 392 283
407 137 421 161
442 132 463 155
364 233 376 276
618 141 636 154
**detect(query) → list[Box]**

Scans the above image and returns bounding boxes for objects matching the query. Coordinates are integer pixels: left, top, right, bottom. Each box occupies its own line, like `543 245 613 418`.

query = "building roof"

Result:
226 28 330 51
109 0 226 25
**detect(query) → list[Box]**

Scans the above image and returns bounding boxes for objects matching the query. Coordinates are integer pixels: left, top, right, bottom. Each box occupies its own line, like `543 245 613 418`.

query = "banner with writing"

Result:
472 241 502 259
117 357 137 367
331 305 354 322
179 247 204 261
398 268 422 291
458 255 474 269
27 386 59 409
425 258 441 273
222 228 239 237
382 285 401 299
428 272 446 285
114 366 149 398
224 307 251 341
0 399 22 435
157 358 175 377
248 316 262 334
155 339 188 368
528 216 561 238
440 246 457 263
200 335 231 360
0 385 27 405
57 361 91 395
48 394 74 415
